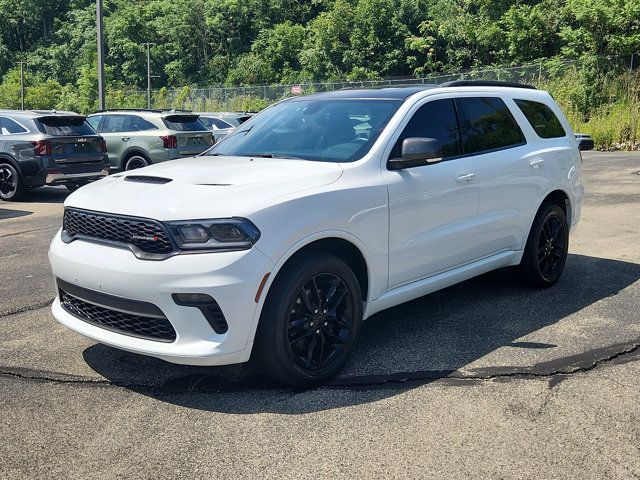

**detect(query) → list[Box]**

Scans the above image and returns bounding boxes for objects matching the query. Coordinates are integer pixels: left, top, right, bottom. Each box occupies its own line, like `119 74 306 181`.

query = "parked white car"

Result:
49 81 584 386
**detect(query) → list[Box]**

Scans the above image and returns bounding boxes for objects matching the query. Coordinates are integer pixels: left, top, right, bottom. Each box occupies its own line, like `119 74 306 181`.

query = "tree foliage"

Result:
0 0 638 116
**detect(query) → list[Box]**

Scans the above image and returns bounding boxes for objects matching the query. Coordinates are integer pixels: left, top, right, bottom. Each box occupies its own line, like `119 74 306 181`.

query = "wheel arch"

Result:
121 148 151 169
0 153 21 174
248 232 373 350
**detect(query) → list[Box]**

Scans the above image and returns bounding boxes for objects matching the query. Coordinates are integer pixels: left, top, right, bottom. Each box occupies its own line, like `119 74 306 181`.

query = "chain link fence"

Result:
127 55 636 111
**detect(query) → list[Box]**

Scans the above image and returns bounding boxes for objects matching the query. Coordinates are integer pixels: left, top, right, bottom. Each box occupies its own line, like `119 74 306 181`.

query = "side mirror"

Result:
388 137 442 170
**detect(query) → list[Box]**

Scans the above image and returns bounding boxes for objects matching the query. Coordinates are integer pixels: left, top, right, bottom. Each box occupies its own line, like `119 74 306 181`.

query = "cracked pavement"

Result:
1 152 639 479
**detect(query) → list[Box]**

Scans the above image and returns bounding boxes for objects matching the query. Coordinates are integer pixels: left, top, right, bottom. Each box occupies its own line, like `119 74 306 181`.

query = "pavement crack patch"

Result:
1 341 638 393
1 225 59 239
0 298 54 318
327 341 640 389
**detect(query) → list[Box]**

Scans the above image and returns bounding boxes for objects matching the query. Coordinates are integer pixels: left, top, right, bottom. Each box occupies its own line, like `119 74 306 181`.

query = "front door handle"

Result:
455 173 476 183
529 159 544 168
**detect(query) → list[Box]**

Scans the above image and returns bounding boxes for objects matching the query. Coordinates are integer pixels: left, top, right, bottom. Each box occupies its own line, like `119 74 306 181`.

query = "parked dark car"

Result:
0 110 109 201
575 133 594 151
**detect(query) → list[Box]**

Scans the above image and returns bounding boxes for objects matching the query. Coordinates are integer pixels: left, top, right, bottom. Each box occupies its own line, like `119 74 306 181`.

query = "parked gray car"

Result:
0 110 109 201
87 109 214 171
195 113 235 142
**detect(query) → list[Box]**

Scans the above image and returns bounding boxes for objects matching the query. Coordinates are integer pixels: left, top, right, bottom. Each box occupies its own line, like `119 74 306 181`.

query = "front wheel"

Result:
254 252 363 387
512 202 569 287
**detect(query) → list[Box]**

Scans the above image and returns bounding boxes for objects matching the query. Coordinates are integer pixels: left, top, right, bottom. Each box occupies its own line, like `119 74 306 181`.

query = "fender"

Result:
246 229 375 349
512 186 573 266
0 153 21 175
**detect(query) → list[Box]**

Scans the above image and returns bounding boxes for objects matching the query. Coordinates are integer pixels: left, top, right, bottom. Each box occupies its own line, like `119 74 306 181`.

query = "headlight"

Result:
166 218 260 252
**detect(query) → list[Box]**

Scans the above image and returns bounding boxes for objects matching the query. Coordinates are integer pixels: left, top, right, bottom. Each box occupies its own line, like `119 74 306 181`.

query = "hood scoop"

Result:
124 175 172 184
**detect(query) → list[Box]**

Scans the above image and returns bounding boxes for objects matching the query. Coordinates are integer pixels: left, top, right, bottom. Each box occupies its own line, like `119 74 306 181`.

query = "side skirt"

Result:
363 250 521 319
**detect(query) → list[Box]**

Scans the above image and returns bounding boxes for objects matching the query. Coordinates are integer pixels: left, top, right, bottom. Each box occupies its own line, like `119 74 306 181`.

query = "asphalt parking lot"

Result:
1 151 639 479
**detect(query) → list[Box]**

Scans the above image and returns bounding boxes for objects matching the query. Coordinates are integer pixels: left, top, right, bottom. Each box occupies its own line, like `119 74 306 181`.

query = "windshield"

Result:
209 99 401 162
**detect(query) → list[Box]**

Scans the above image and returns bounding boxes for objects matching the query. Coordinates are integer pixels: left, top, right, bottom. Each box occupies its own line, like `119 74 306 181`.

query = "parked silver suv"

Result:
0 110 109 201
87 109 214 171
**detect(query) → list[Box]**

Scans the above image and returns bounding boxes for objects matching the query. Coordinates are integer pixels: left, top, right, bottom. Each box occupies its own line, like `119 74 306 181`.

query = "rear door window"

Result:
162 115 207 132
35 116 96 136
456 97 526 154
390 98 462 160
0 117 29 134
514 99 566 138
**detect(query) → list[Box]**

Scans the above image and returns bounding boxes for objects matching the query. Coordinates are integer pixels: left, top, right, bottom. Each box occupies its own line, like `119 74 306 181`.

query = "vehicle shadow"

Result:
83 253 640 414
0 207 32 220
20 186 69 204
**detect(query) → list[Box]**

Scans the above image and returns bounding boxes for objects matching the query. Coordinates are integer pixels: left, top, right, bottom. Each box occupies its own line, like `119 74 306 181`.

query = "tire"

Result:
253 252 363 387
0 163 25 201
512 202 569 288
124 154 149 171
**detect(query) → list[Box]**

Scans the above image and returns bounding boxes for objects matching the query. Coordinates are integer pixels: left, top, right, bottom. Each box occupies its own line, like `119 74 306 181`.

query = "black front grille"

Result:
59 289 176 342
63 208 174 256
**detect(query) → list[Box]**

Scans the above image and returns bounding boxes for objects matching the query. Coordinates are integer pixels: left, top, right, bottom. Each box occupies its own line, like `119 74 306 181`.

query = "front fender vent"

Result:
124 175 172 184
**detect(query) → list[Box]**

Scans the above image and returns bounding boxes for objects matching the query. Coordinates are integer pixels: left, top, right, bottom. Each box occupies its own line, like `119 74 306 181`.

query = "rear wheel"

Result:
254 252 362 387
124 155 149 171
513 202 569 287
0 163 25 201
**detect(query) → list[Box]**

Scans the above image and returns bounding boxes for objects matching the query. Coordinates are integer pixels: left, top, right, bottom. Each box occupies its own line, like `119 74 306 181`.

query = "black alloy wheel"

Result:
286 273 354 370
513 202 569 287
537 212 567 281
254 252 362 386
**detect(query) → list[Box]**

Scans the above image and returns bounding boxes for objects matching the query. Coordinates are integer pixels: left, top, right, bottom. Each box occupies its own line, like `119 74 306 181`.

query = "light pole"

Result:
96 0 106 110
19 61 25 110
143 42 157 109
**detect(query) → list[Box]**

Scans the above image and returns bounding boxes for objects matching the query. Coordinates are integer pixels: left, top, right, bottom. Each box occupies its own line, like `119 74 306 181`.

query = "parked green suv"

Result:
86 109 214 171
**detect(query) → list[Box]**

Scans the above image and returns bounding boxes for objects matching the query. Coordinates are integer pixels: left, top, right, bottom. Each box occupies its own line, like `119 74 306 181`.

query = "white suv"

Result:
49 81 584 386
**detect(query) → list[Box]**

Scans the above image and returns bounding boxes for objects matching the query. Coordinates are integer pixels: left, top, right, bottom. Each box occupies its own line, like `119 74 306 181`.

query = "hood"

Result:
65 155 343 220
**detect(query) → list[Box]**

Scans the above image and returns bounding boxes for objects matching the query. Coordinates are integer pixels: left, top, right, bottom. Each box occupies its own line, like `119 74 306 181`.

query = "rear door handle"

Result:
122 137 130 142
529 159 544 168
455 173 476 183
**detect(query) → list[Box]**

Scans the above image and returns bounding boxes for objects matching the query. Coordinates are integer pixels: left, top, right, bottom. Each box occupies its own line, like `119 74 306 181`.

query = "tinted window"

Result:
456 97 525 154
211 99 401 163
0 117 28 134
201 117 234 129
128 115 158 131
87 115 102 131
390 99 461 159
514 99 566 138
35 116 96 136
162 115 208 132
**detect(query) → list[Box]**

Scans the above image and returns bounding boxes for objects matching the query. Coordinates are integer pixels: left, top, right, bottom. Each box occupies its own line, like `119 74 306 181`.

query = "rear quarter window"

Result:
162 115 207 132
456 97 526 154
35 116 96 136
514 99 566 138
0 117 29 134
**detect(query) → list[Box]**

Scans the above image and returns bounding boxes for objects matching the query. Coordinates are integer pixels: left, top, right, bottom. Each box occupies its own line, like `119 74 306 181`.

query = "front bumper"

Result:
46 167 110 186
49 230 273 365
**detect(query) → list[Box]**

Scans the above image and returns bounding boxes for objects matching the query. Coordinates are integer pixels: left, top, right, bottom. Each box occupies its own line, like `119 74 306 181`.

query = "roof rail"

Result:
96 108 164 113
440 80 537 90
95 108 194 114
